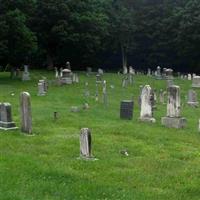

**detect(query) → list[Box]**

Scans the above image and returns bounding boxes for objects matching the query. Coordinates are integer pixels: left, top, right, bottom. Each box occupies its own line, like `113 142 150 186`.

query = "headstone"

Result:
66 61 71 70
188 74 192 81
98 68 104 75
84 82 90 97
139 85 156 122
155 66 162 79
80 128 92 159
161 85 186 128
167 79 174 88
22 65 30 81
192 76 200 88
20 92 32 134
96 74 102 83
102 80 107 106
38 82 46 96
55 67 59 78
187 90 199 107
0 103 18 130
147 68 151 76
129 66 135 75
61 69 72 84
120 100 134 120
165 68 173 80
86 67 92 76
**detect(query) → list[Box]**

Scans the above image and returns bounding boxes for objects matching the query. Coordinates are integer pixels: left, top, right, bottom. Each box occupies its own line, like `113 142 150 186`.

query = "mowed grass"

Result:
0 70 200 200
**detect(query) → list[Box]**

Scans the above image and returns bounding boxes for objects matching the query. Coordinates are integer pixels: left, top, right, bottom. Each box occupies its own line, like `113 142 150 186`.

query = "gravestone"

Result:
80 128 92 159
147 68 151 76
96 74 102 83
167 79 174 88
187 90 199 107
139 85 156 122
66 61 71 70
86 67 92 76
161 85 186 128
188 74 192 81
38 82 46 96
98 68 104 75
55 67 59 78
61 69 73 84
165 68 173 80
120 100 134 120
20 92 32 134
22 65 30 81
192 76 200 88
102 80 107 106
0 103 18 130
155 66 162 79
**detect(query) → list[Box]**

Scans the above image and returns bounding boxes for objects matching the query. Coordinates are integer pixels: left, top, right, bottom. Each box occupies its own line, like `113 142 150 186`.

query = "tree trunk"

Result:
47 54 54 70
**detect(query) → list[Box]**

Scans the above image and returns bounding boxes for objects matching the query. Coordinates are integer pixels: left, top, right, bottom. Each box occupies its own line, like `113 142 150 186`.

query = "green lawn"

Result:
0 71 200 200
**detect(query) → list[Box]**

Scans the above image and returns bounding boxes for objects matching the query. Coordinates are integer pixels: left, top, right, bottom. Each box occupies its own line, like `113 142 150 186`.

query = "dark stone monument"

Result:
120 100 134 120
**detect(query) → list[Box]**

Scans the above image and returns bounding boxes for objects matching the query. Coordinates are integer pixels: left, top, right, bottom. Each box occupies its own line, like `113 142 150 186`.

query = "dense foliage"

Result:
0 0 200 72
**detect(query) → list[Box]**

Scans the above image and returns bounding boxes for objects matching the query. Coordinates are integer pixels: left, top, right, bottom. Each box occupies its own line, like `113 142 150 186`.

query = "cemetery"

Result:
1 0 200 199
1 69 200 199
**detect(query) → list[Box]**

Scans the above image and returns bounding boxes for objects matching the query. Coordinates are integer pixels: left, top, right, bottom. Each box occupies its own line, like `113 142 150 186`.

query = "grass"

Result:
0 70 200 200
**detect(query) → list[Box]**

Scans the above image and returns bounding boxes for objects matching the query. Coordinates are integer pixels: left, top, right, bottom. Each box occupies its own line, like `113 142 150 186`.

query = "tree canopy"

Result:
0 0 199 72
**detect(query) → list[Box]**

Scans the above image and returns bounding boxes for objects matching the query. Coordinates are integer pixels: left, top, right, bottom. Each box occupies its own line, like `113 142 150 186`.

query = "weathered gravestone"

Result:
120 100 134 120
139 85 156 123
102 80 107 106
80 128 93 159
38 83 46 96
61 69 73 84
161 85 186 128
22 65 31 81
0 103 18 130
187 89 199 107
20 92 32 134
192 76 200 88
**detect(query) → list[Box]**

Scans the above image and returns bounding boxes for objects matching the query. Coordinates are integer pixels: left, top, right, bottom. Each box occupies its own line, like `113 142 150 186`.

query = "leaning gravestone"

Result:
187 89 199 107
0 103 18 130
139 85 156 123
20 92 32 134
161 85 186 128
80 128 93 159
120 100 134 120
192 76 200 88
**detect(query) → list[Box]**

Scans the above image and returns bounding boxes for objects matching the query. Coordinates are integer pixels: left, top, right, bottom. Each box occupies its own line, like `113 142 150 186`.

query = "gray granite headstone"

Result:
0 103 18 130
187 89 199 107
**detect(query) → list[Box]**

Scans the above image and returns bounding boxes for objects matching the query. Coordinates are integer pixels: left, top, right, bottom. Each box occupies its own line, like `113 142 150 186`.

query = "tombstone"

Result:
98 68 104 75
60 68 63 77
75 74 79 83
80 128 92 159
139 85 156 122
55 67 59 78
95 83 99 101
188 74 192 81
61 69 73 84
96 74 102 83
147 68 151 76
161 85 186 128
39 80 47 92
165 68 173 80
0 103 18 130
102 80 107 106
86 67 92 76
192 76 200 88
20 92 32 134
122 75 128 88
66 61 71 70
120 100 134 120
187 90 199 107
84 82 90 97
162 68 167 79
38 83 46 96
22 65 30 81
151 89 157 110
129 66 135 75
155 66 162 79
